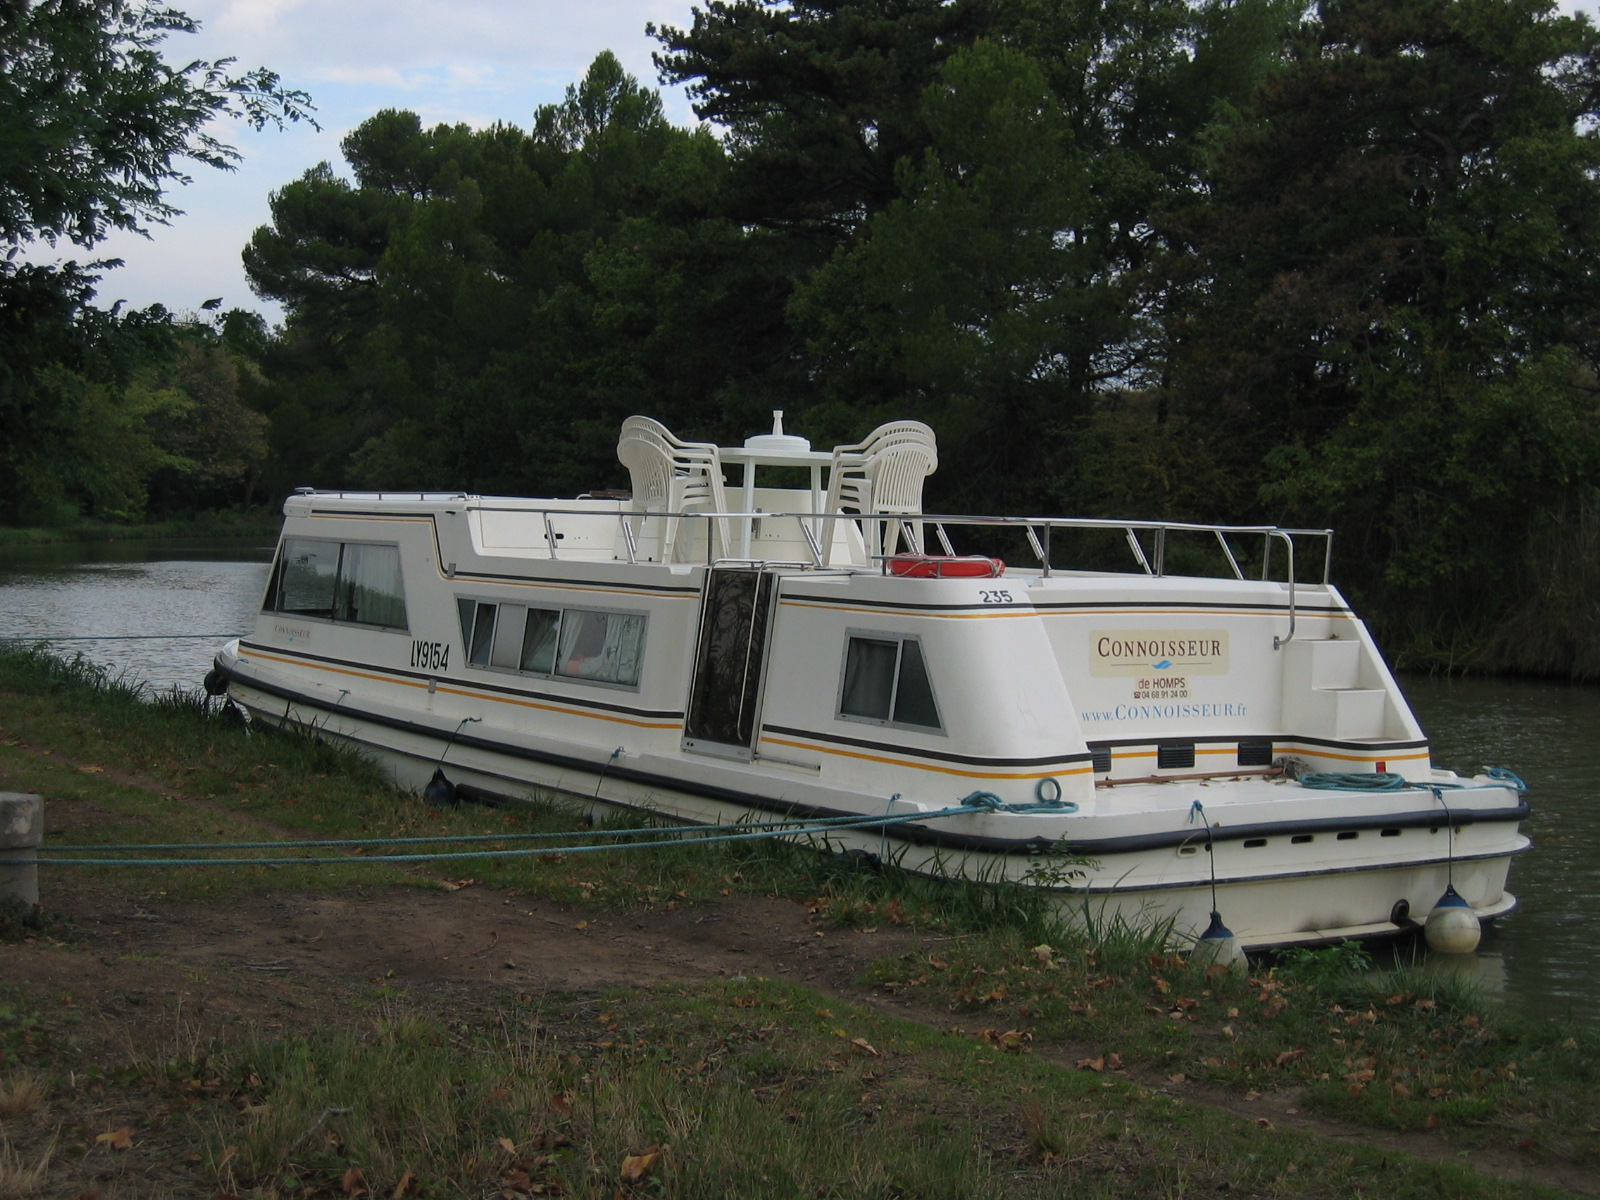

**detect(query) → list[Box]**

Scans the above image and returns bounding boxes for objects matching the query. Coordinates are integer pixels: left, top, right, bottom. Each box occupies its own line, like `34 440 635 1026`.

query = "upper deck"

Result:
282 487 1335 594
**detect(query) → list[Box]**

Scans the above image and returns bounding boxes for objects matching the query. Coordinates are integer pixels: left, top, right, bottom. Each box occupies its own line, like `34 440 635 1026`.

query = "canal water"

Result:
0 539 1595 1026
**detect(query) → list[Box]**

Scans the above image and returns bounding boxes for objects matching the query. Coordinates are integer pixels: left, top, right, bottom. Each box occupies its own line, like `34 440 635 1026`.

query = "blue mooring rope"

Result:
18 791 1066 868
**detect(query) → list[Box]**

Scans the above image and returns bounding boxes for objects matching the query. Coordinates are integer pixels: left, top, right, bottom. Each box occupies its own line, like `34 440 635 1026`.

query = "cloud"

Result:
69 0 700 319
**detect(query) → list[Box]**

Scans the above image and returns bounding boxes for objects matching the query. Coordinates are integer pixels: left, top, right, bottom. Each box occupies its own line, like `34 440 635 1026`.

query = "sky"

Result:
80 0 703 322
59 0 1600 324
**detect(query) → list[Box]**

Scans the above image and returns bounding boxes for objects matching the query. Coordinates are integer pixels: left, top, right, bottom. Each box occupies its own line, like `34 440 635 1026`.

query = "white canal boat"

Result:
210 415 1529 948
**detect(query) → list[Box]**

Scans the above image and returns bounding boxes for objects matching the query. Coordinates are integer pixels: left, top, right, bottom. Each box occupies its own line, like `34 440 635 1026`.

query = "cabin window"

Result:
268 538 407 631
272 538 340 617
838 633 941 730
453 598 645 687
334 542 407 627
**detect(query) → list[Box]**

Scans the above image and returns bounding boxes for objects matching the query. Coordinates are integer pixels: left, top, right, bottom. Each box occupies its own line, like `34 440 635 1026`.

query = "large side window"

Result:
268 538 407 631
839 633 941 730
453 599 644 688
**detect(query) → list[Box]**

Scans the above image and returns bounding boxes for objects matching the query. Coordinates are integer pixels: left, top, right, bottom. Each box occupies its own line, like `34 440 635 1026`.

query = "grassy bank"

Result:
1 646 1594 1198
0 510 280 549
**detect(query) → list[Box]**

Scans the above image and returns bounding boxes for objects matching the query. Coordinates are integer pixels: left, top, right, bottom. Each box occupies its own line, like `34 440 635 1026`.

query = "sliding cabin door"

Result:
683 567 778 758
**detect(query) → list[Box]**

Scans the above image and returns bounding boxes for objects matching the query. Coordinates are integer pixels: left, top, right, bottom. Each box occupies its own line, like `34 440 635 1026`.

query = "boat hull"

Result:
218 646 1527 951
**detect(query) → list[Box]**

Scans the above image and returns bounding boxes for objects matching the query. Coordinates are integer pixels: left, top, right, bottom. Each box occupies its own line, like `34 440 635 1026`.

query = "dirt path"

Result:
6 873 1590 1197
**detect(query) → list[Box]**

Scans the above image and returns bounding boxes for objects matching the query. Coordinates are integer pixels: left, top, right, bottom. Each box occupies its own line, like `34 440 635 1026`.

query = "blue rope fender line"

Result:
958 790 1079 815
1296 772 1413 791
1297 768 1524 794
1485 766 1528 791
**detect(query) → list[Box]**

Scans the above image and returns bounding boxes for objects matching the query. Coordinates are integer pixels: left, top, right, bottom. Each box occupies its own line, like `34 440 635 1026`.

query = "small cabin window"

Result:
463 601 497 667
268 538 407 631
838 634 941 731
520 608 559 674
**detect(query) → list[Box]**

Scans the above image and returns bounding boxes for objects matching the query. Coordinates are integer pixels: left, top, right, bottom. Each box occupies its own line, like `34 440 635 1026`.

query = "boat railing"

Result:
597 501 1333 589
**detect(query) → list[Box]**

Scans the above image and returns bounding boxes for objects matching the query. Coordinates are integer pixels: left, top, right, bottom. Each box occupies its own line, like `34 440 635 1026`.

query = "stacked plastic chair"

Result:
821 420 938 565
616 416 731 562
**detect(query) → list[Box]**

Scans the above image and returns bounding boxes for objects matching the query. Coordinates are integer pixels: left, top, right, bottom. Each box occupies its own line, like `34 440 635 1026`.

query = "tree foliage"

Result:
0 0 310 523
1 0 315 248
1167 0 1600 660
7 0 1600 673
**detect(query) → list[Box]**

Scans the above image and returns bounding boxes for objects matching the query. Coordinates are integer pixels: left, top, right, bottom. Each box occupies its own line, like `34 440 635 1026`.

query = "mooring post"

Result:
0 792 43 907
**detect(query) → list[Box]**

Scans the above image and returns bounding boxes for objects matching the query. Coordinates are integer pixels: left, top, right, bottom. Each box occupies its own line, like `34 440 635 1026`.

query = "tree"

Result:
244 54 730 496
0 0 314 524
651 0 996 236
144 328 272 511
788 42 1088 511
1167 0 1600 662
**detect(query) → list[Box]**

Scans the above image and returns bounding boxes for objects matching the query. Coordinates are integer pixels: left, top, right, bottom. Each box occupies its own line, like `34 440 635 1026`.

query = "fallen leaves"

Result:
620 1144 665 1183
1075 1052 1124 1072
975 1028 1031 1053
95 1126 134 1151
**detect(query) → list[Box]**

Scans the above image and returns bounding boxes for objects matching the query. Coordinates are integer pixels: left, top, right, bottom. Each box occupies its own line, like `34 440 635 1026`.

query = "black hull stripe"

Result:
1086 734 1431 753
1031 600 1349 615
785 593 1351 617
761 722 1093 769
454 569 702 595
219 661 1527 859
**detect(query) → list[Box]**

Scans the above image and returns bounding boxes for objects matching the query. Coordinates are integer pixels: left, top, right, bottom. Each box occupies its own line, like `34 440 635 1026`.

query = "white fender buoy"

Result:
1190 911 1247 971
1424 884 1482 954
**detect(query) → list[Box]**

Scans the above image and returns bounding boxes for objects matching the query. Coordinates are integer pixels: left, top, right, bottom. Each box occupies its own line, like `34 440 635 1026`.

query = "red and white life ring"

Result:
887 554 1007 579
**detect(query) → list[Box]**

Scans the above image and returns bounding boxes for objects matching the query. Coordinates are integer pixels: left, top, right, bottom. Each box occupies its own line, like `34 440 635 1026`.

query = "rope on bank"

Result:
19 791 1062 869
0 634 239 642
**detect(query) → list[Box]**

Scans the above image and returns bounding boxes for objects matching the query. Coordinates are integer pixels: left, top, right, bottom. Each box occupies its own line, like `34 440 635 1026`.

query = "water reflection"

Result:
1404 675 1600 1027
0 540 274 693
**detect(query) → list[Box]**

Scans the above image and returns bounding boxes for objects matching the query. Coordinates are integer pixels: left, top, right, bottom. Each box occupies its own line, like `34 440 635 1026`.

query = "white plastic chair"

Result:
822 421 938 564
616 416 731 561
